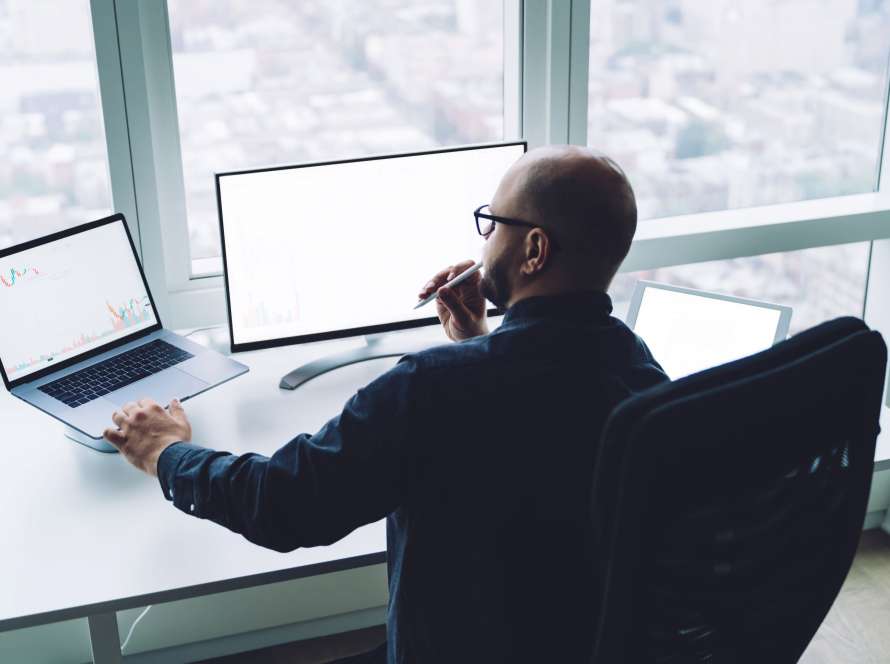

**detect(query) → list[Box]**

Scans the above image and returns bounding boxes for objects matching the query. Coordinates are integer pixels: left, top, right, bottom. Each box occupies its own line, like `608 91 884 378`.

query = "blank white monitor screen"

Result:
631 285 786 380
218 143 526 348
0 220 157 382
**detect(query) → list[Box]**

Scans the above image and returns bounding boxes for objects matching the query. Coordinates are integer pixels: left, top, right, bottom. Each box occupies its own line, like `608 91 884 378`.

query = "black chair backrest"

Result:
589 317 887 664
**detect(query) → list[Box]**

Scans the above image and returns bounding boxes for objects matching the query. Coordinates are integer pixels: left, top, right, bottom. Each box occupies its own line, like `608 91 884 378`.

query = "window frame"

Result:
100 0 890 330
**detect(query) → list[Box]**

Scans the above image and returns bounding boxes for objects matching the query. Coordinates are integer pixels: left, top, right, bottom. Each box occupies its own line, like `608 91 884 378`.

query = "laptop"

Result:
625 280 792 380
0 213 249 450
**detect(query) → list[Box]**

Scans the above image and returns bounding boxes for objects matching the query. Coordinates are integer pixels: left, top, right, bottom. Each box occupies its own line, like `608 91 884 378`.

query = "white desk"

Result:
0 327 448 663
4 320 887 662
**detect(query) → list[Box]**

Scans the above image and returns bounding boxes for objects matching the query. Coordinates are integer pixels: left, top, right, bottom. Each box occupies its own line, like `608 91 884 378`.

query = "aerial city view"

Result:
1 0 887 331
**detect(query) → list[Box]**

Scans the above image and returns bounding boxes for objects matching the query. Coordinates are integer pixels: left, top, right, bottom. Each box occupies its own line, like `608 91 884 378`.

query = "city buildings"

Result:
1 0 887 330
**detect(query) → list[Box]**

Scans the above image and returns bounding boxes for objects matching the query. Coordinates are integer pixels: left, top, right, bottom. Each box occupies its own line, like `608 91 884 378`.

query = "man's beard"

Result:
480 254 512 310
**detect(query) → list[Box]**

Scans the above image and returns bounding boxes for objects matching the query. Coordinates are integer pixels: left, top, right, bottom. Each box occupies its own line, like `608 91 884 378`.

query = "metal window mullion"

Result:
113 0 193 323
863 54 890 407
521 0 547 147
520 0 589 146
144 0 193 293
90 0 140 251
521 0 572 146
545 0 572 144
112 0 168 321
503 0 523 140
567 0 590 145
875 50 890 192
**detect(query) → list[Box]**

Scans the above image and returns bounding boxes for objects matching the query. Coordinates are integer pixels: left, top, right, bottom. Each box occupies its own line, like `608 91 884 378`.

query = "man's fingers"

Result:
444 260 475 282
455 268 483 294
103 428 126 447
418 260 476 298
451 259 476 274
121 401 139 415
169 398 186 422
438 286 473 325
419 266 454 298
111 410 127 428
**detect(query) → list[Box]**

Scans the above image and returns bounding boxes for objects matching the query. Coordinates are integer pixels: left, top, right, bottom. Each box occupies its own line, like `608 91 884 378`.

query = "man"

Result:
104 145 667 663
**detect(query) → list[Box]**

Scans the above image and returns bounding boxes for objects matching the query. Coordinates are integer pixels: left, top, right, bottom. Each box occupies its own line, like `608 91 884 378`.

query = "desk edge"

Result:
0 550 386 634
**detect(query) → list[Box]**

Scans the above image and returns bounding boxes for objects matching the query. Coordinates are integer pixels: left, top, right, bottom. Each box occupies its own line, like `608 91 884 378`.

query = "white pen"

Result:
414 261 483 310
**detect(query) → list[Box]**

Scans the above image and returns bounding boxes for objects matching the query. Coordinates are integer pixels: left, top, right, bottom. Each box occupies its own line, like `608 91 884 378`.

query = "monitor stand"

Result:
65 426 117 453
279 333 439 390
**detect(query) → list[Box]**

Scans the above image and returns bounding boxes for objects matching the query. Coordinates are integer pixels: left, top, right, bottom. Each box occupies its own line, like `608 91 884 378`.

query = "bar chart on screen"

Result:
107 296 153 330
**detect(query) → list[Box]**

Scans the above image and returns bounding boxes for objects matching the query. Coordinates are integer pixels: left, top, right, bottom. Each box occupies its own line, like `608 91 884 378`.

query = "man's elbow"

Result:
243 518 351 552
242 525 305 553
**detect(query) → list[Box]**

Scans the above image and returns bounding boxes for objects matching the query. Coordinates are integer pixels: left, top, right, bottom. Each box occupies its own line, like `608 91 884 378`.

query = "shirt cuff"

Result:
157 442 205 505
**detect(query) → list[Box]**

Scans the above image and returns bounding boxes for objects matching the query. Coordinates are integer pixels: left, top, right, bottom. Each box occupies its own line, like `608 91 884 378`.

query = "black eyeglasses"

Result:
474 204 560 250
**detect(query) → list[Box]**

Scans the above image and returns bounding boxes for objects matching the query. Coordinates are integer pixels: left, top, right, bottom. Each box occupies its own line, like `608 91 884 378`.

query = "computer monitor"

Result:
625 281 792 380
216 141 527 388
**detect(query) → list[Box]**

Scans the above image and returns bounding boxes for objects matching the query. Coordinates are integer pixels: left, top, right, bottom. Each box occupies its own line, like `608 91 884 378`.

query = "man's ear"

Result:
520 228 551 276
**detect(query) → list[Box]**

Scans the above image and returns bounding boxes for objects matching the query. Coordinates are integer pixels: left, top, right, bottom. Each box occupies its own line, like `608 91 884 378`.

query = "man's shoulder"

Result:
400 334 492 373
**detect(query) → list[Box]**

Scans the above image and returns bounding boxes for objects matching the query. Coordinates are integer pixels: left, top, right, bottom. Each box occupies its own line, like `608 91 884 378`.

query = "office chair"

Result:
589 316 887 664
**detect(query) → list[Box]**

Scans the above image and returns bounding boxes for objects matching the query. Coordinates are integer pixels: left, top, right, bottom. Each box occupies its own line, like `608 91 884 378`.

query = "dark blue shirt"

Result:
158 292 667 663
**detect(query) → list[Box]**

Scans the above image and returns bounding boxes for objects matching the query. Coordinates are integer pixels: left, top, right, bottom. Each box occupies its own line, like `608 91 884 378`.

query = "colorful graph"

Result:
7 294 153 377
0 266 40 288
9 331 106 376
107 296 152 331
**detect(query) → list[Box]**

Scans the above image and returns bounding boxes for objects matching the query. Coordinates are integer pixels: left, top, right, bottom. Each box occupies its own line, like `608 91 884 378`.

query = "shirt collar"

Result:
501 291 614 326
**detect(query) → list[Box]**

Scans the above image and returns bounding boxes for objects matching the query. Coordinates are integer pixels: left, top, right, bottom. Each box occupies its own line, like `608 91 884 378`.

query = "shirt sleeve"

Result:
156 355 425 552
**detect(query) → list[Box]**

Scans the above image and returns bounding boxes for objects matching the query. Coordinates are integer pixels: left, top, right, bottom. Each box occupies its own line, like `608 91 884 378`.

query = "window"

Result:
0 0 113 249
168 0 506 264
611 242 869 336
588 1 890 220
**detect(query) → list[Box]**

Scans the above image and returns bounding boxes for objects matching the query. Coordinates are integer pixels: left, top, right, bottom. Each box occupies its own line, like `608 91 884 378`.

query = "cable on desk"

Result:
183 325 223 338
120 605 152 653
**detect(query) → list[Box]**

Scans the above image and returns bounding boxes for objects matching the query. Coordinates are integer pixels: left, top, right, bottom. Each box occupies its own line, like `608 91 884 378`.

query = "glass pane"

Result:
0 0 113 249
611 242 869 337
169 0 506 262
588 1 890 220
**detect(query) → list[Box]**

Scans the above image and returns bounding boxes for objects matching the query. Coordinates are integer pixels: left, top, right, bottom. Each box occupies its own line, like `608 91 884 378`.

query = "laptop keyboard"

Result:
38 340 194 408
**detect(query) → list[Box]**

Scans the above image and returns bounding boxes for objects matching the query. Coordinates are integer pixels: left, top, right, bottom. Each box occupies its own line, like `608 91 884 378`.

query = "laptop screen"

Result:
0 217 159 384
628 282 790 380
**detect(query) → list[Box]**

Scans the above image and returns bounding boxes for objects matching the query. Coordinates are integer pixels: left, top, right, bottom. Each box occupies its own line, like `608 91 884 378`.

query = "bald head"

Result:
492 145 637 290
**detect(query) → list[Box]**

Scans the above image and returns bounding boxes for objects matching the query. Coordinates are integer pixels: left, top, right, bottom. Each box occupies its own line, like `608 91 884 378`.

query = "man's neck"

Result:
506 281 604 309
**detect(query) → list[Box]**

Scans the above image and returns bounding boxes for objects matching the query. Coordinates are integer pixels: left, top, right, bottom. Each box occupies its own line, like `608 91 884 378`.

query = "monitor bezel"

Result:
216 140 527 353
0 213 163 390
624 279 793 345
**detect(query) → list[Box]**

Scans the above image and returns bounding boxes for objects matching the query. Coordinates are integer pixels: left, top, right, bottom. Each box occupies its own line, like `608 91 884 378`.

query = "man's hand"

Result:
103 398 192 477
418 259 489 342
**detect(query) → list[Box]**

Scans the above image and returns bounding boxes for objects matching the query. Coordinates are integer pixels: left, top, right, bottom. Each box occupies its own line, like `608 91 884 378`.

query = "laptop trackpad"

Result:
107 368 208 407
